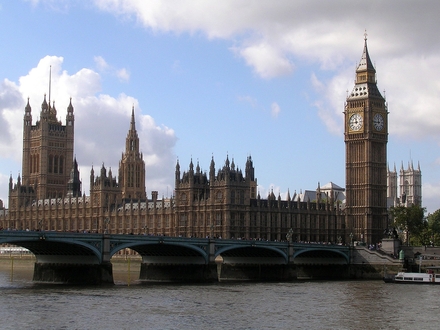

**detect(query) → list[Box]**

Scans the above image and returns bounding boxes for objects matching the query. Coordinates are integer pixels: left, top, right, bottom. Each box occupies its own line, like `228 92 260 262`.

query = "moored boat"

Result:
384 267 440 284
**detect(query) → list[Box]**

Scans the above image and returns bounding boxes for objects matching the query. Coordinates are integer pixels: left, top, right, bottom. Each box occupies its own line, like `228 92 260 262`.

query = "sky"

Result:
0 0 439 213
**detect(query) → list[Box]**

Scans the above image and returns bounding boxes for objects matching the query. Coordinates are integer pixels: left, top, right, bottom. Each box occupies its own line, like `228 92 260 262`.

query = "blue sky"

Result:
1 0 439 213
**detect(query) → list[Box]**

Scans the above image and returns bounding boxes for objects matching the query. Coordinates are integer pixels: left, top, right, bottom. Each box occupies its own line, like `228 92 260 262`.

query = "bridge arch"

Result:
293 248 349 264
109 241 209 264
215 244 288 264
0 236 103 263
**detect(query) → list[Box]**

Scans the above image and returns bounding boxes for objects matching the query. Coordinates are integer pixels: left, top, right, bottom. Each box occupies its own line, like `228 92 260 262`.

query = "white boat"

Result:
384 267 440 284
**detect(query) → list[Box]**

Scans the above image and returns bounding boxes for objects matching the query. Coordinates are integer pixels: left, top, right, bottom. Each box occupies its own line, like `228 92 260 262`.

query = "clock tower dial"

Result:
344 35 388 245
373 113 384 131
349 113 363 131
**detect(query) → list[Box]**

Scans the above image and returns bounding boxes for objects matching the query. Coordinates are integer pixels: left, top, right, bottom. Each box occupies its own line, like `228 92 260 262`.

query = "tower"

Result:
118 106 146 201
344 35 388 244
66 157 82 197
387 163 398 207
399 161 422 206
21 95 75 200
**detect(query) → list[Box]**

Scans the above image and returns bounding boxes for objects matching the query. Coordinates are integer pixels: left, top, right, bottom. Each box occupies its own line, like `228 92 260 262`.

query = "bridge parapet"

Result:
0 231 351 283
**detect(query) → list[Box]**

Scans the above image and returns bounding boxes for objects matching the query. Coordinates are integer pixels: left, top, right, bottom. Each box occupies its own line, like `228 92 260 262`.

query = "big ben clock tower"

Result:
345 35 388 244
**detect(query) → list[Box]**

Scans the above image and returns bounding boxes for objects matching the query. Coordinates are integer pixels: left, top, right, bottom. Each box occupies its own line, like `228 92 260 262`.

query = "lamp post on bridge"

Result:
286 228 293 243
349 232 354 265
104 218 110 234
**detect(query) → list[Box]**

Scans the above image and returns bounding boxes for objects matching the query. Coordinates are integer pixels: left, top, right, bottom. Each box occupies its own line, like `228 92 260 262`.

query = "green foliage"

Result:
390 205 426 245
426 209 440 246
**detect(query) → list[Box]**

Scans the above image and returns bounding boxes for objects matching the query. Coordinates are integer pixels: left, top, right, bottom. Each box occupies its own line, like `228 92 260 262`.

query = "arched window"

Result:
48 155 53 173
59 156 64 174
54 156 58 173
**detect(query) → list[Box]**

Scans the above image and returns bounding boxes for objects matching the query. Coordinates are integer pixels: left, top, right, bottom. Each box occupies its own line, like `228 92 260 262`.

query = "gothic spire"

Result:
25 98 31 113
67 97 74 113
42 94 48 112
48 65 52 107
125 106 139 153
130 105 136 131
356 32 375 74
348 33 383 101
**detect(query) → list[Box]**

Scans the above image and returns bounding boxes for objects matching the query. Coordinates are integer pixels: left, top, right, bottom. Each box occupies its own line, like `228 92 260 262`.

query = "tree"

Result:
389 205 426 245
426 209 440 246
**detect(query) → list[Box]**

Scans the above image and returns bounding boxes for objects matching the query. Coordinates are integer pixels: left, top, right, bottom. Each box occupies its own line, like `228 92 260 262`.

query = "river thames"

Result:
0 257 439 329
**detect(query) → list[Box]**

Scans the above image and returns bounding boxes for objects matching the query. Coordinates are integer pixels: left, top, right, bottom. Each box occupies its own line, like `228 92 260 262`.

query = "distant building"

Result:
387 162 422 207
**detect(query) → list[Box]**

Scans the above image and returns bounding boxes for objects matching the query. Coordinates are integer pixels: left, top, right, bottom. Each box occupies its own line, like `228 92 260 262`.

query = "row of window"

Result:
48 155 64 174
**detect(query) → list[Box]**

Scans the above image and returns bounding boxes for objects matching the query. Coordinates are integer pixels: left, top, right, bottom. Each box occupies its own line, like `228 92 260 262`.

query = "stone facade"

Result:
387 162 422 208
344 36 388 245
1 97 345 242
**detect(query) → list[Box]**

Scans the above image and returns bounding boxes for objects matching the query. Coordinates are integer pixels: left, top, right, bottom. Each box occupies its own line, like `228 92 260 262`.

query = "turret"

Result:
66 97 74 127
189 158 194 183
245 155 254 181
175 159 181 187
24 98 32 127
90 166 95 192
67 157 81 197
209 156 215 182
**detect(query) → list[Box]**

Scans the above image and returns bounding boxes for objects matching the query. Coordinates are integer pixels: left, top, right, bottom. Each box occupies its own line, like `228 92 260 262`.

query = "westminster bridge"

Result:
0 230 393 284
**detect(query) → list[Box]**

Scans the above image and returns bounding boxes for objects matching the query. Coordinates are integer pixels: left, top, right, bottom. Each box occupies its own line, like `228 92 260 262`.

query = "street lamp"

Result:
349 232 354 247
104 218 110 234
286 228 293 242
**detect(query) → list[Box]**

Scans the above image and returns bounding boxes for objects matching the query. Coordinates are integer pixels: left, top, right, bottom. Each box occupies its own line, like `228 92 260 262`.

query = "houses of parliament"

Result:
0 38 422 245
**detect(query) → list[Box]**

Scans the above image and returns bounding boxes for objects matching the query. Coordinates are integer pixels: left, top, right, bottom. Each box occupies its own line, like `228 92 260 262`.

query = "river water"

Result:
0 257 439 330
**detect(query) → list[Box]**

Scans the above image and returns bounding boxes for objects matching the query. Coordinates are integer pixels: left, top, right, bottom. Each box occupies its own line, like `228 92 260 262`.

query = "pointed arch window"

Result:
48 155 53 173
59 156 63 174
54 156 58 173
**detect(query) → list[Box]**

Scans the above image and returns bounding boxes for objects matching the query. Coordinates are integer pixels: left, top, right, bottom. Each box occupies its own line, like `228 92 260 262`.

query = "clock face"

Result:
349 113 363 131
373 113 384 131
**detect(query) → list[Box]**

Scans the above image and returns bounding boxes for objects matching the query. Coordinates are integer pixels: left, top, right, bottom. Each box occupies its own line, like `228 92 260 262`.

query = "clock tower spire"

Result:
344 35 388 245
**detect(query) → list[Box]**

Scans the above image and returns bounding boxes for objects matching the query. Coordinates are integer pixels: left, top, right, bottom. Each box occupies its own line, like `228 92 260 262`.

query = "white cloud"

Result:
237 95 257 108
116 68 130 82
0 56 177 197
382 55 440 140
271 102 280 118
94 55 130 82
310 70 348 136
235 43 294 79
89 0 440 139
94 56 109 71
0 79 23 158
423 182 440 214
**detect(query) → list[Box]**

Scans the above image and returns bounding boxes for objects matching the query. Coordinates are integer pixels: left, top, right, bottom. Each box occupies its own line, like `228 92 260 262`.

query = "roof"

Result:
356 38 375 73
321 182 345 191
